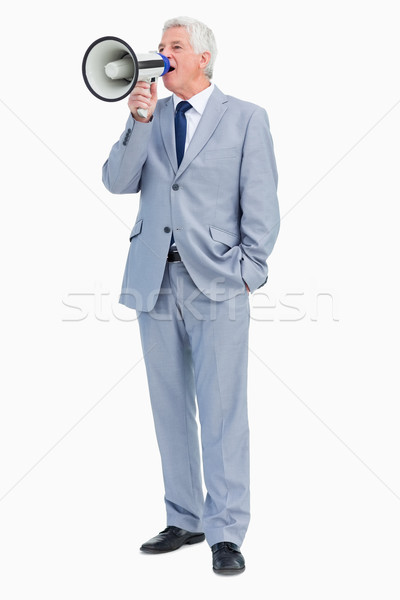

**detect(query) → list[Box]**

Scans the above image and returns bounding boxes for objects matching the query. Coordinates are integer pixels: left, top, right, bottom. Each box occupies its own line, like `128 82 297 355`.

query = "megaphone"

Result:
82 36 172 118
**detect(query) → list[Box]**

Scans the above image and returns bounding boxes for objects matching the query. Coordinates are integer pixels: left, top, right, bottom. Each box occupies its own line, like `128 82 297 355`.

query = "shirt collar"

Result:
173 82 215 115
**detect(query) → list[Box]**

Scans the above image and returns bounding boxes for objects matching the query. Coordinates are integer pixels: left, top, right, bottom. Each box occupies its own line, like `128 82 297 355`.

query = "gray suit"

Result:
102 85 279 546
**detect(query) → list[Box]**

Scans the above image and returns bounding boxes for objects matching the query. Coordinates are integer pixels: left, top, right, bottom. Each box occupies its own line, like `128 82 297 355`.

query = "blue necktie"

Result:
171 100 192 246
175 100 192 167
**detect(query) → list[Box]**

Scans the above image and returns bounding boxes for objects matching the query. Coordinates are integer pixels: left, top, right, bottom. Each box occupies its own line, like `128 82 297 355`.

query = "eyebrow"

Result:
158 40 185 50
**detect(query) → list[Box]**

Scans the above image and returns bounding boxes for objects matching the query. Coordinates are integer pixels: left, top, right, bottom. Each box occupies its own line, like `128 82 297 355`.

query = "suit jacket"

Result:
102 85 280 312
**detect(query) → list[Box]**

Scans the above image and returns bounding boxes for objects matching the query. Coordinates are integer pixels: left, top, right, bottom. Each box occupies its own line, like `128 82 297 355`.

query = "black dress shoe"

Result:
212 542 246 575
140 526 205 554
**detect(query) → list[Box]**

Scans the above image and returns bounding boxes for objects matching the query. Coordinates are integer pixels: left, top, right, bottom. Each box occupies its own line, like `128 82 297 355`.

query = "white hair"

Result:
162 16 218 80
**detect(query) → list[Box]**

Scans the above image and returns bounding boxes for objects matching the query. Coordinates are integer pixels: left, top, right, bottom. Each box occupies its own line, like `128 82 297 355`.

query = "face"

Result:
158 26 210 97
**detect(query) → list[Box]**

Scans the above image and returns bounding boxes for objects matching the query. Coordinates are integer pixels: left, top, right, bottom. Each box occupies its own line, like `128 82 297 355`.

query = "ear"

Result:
199 51 211 71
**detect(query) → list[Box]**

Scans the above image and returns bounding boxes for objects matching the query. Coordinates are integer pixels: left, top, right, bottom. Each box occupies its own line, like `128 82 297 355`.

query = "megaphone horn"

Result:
82 36 171 117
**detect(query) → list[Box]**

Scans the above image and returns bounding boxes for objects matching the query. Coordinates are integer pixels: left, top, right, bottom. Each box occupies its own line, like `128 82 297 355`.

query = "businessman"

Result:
102 16 280 575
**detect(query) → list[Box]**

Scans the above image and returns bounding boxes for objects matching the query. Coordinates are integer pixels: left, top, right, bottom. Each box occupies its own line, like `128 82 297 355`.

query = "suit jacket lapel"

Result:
177 86 228 177
159 96 178 173
159 86 228 177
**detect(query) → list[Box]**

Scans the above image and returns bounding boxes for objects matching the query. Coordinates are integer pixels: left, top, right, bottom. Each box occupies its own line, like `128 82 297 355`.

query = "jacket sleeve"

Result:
102 114 153 194
239 106 280 291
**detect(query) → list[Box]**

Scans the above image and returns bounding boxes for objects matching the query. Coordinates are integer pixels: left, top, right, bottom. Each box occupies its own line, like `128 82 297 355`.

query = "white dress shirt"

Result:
172 83 215 152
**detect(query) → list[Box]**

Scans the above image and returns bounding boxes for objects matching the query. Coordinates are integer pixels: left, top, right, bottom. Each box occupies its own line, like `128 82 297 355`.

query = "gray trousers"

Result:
137 259 250 547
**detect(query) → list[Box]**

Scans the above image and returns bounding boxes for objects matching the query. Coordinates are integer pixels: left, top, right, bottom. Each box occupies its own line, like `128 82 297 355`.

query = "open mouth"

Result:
168 66 175 72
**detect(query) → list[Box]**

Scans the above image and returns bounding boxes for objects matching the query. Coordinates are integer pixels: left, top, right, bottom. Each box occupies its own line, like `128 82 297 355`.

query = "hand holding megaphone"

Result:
82 36 173 119
128 80 158 122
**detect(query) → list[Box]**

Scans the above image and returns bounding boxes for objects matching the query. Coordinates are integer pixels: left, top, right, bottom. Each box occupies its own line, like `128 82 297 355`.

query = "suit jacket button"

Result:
164 226 171 233
172 183 179 191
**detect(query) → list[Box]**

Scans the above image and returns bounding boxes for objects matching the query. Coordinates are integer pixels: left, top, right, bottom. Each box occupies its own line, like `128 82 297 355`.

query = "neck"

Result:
174 78 211 101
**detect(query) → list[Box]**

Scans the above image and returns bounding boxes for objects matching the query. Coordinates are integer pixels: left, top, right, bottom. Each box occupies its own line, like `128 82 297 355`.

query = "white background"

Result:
1 0 399 597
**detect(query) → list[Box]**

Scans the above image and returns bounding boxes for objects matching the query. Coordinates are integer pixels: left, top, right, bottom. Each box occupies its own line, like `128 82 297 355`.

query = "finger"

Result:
130 101 151 110
130 93 151 104
129 88 151 100
136 83 151 92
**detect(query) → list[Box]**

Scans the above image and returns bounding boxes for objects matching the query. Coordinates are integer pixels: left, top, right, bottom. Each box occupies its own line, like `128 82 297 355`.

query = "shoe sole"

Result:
140 533 206 554
213 566 245 575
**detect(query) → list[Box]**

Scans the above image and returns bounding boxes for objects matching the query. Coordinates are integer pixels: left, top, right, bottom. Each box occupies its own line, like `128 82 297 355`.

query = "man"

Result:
102 16 280 575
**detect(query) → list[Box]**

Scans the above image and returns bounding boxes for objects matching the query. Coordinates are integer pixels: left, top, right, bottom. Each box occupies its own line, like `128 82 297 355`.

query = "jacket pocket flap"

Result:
129 219 143 240
209 225 240 247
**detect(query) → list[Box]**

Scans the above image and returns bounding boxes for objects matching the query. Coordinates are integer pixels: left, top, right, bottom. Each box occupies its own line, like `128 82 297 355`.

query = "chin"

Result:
162 73 177 93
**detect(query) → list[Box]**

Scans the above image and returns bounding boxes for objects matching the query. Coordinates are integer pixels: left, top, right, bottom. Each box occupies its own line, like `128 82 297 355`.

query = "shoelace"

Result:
159 526 180 536
213 542 240 554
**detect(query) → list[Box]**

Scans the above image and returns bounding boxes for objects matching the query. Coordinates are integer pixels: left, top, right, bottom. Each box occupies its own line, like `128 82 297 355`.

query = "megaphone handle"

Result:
137 77 156 119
